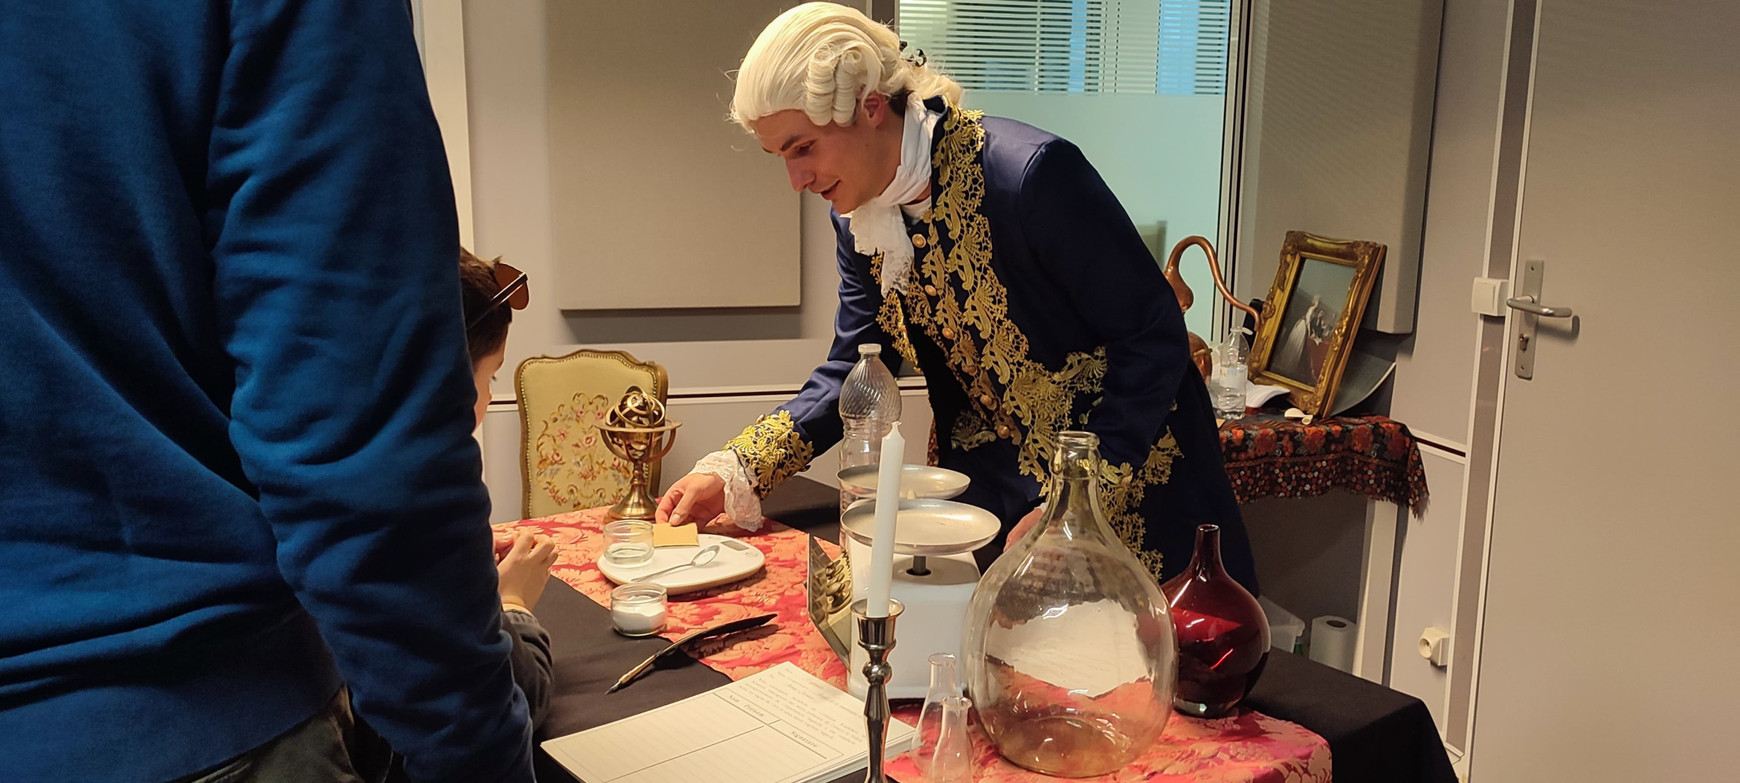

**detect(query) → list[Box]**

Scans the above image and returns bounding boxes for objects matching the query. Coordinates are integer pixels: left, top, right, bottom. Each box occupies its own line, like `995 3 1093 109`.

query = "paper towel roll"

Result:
1308 615 1357 673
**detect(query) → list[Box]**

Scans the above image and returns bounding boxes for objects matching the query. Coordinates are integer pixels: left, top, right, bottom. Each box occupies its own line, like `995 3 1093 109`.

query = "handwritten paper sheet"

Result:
543 662 915 783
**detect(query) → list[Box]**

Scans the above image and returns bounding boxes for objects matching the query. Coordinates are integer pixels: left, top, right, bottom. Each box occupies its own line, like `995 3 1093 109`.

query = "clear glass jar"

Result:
961 431 1177 777
610 582 667 637
602 519 654 566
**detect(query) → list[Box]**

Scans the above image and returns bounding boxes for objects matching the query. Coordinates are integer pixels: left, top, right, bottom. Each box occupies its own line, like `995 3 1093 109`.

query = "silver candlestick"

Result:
852 598 904 783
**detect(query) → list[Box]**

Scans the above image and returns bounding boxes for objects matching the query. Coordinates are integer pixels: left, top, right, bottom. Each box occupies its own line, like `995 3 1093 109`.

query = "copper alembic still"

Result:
1164 236 1263 379
595 386 680 522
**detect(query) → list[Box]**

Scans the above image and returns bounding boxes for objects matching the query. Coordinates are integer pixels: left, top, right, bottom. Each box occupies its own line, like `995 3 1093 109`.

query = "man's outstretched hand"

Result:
656 472 727 527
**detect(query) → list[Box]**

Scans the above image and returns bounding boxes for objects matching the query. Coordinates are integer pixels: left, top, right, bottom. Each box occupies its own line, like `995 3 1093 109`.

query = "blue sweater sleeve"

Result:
205 3 532 782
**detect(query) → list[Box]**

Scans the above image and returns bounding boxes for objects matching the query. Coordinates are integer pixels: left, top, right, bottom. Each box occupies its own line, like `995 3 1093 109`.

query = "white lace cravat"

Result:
844 94 942 296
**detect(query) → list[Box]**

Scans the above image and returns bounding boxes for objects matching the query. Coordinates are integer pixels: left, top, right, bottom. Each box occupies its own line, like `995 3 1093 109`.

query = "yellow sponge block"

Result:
652 523 700 548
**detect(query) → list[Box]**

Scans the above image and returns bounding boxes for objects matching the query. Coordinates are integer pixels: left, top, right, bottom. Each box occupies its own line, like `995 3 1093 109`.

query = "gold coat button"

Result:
912 234 927 248
979 393 996 408
996 424 1012 438
941 327 956 340
924 284 938 297
962 362 977 375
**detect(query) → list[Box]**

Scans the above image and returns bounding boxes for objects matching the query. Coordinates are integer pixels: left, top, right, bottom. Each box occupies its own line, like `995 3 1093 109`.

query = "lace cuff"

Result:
689 450 764 531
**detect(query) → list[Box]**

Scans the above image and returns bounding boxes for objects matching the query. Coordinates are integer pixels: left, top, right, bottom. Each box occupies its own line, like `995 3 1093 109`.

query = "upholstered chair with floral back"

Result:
514 349 668 519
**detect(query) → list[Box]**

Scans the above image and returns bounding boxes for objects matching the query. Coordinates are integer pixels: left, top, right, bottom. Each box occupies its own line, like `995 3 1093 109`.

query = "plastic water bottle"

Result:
838 343 902 513
1212 327 1251 420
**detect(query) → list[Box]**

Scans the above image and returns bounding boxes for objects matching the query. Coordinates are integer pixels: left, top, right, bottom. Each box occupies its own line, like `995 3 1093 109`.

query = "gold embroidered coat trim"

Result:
725 411 814 495
872 106 1180 574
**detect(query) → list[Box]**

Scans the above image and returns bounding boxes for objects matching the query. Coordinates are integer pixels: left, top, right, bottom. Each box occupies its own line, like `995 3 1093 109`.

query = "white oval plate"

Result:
597 534 766 594
836 464 971 499
840 498 1002 556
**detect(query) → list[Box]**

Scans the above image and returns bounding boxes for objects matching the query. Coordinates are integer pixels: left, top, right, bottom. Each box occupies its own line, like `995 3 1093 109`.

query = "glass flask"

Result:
928 695 974 783
961 431 1177 777
913 653 960 771
1161 524 1270 717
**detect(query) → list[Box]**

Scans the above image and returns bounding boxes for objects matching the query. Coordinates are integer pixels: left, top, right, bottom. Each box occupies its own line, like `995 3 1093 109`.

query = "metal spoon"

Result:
637 545 721 582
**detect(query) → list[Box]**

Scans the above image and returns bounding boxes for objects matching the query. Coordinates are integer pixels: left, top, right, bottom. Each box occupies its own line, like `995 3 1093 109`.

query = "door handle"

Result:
1511 260 1570 380
1505 295 1573 318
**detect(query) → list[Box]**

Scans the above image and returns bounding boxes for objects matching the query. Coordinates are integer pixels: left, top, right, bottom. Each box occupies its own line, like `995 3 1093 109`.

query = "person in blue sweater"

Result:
0 3 535 782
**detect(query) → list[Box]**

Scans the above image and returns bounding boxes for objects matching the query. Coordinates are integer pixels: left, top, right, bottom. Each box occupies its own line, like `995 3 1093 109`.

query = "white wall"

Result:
1233 0 1443 334
1380 0 1513 755
1385 447 1463 734
966 93 1227 339
1389 0 1506 450
463 0 849 397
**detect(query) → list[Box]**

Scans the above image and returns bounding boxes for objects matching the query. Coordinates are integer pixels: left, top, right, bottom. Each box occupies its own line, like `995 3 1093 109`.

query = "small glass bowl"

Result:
610 582 668 637
602 519 655 566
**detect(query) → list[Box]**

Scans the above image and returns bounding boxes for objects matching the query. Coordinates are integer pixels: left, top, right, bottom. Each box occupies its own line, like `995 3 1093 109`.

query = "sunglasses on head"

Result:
466 261 529 329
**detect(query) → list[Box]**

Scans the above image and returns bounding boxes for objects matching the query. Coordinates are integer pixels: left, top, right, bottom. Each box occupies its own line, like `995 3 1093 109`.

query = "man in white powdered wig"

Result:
657 2 1257 593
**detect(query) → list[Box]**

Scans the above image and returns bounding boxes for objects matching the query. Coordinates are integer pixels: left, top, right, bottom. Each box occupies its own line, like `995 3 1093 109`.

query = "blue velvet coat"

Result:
727 101 1256 591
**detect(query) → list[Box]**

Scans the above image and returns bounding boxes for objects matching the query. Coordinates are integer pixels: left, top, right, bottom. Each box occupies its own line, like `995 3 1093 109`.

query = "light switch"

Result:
1470 277 1511 317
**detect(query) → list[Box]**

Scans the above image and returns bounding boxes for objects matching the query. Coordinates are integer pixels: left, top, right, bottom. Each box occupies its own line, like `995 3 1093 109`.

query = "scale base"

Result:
845 540 979 700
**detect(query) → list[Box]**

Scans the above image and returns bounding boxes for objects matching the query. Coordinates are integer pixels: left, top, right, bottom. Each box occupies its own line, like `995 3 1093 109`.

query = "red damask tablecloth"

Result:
506 509 1332 783
1221 414 1429 514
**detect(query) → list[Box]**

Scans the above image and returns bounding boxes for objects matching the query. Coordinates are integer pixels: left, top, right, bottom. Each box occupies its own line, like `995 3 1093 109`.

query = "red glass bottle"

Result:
1160 524 1270 718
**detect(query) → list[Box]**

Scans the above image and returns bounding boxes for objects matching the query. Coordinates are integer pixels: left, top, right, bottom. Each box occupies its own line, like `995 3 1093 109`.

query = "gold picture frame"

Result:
1249 232 1386 417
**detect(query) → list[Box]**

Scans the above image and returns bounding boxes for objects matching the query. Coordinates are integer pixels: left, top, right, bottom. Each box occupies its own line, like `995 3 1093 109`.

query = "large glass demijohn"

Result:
961 431 1177 777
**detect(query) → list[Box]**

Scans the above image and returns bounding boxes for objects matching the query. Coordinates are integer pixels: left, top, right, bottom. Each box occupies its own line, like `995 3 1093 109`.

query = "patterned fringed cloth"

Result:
1220 415 1430 514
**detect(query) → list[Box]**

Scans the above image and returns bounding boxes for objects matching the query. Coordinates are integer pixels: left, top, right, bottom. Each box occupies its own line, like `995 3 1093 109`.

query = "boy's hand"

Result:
497 531 558 612
491 527 517 562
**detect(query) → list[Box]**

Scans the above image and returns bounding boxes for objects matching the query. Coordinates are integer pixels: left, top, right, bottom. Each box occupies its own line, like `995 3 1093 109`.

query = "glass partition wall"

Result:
897 0 1239 339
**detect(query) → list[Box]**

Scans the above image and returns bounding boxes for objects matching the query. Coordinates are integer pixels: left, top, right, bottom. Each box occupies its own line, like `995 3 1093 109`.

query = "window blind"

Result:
898 0 1231 95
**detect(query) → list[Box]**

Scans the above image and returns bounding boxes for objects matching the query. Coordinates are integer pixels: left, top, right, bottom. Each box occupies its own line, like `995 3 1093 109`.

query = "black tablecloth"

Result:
1247 650 1456 783
533 477 1454 783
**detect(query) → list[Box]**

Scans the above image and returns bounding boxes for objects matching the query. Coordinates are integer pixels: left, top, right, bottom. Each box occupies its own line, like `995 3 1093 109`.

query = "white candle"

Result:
865 422 904 618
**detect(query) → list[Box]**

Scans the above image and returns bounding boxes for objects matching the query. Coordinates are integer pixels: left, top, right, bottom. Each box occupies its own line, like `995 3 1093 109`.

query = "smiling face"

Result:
750 92 904 213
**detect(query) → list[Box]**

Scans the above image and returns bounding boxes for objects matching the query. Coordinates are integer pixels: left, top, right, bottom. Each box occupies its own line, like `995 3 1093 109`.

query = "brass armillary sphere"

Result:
595 386 680 521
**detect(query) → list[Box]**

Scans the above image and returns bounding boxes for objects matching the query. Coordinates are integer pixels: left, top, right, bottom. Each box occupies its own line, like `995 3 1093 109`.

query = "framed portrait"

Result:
1249 232 1386 417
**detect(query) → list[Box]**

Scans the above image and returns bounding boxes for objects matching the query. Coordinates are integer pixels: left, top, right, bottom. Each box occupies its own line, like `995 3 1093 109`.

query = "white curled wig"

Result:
730 2 962 130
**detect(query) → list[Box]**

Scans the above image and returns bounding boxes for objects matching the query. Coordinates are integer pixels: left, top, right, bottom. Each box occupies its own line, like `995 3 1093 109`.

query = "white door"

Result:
1470 1 1740 779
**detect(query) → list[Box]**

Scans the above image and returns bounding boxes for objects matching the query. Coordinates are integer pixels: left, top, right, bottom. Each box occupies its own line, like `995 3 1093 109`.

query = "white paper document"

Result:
1246 382 1292 408
542 662 915 783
